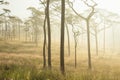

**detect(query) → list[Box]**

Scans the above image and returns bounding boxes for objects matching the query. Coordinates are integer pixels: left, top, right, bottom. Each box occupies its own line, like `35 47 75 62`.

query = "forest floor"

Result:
0 40 120 80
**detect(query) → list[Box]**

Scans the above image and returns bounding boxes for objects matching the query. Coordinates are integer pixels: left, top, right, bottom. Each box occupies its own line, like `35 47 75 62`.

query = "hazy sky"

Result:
0 0 120 20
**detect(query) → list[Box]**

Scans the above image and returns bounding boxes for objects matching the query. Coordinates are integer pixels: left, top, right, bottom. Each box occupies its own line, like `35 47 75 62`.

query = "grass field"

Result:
0 40 120 80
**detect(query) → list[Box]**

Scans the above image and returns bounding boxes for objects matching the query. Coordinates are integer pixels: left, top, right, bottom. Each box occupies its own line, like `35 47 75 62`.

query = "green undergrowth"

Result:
0 40 120 80
0 62 120 80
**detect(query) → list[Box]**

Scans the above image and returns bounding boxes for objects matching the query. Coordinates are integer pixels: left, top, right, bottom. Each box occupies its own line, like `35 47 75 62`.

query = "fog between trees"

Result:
0 0 120 75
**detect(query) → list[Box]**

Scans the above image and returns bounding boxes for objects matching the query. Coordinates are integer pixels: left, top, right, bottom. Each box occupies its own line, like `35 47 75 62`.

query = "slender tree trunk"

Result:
95 27 98 55
103 20 106 54
0 25 2 37
95 32 98 56
26 31 27 42
12 26 14 40
2 24 4 37
35 32 38 47
0 25 1 37
4 16 7 40
46 0 51 68
43 16 47 68
75 40 77 68
60 0 65 74
34 25 38 47
8 22 10 40
74 36 77 68
112 26 115 53
86 20 92 69
18 23 20 40
65 24 70 56
72 25 77 68
81 29 84 49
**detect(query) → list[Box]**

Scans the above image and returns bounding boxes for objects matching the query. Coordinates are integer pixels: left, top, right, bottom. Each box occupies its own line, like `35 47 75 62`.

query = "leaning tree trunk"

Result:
46 0 51 69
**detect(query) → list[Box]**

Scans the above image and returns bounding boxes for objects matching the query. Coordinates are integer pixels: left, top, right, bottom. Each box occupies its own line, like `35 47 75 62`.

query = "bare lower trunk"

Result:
60 0 65 74
95 33 98 56
25 31 27 42
66 24 70 56
19 23 20 40
43 16 47 68
103 21 106 54
86 20 92 69
5 18 7 40
46 0 51 69
35 32 38 47
74 37 77 68
112 26 115 53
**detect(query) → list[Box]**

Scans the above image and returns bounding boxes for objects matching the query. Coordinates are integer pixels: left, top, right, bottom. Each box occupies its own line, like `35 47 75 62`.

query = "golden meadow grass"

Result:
0 40 120 80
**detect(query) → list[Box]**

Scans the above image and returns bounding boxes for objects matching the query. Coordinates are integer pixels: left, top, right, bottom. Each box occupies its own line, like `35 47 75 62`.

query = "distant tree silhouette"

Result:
68 0 97 69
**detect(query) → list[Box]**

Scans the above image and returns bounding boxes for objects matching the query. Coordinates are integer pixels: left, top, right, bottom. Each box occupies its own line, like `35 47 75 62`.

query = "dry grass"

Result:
0 40 120 80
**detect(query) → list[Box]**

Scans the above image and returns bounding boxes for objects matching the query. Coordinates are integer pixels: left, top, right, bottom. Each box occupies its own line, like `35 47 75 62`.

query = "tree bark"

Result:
43 15 47 68
74 36 77 68
86 20 92 69
60 0 65 74
46 0 51 68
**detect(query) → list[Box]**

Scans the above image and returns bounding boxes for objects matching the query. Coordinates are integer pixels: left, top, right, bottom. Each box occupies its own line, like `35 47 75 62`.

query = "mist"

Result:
0 0 120 80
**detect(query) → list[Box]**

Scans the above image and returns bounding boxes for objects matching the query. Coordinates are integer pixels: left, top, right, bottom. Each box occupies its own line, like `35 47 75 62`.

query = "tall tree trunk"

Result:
18 22 20 40
95 32 98 56
8 22 10 39
2 24 4 37
35 32 38 47
65 24 70 56
74 35 77 68
72 25 77 68
75 39 77 68
103 20 106 54
34 25 38 47
13 24 15 40
43 15 47 68
86 20 92 69
112 26 115 53
25 31 27 42
60 0 65 74
4 16 7 40
95 27 98 56
46 0 51 68
0 25 1 36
